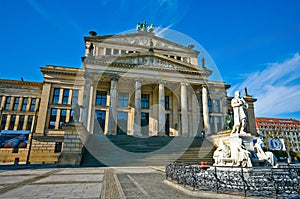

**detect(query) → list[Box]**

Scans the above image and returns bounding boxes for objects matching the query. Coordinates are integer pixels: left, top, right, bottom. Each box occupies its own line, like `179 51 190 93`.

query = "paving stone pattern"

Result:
0 168 103 199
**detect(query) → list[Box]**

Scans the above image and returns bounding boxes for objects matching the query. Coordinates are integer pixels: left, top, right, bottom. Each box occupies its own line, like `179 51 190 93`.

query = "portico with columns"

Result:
78 28 228 137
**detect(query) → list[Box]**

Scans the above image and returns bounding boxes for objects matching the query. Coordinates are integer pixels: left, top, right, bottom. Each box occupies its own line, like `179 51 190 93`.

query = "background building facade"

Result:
0 26 256 164
256 117 300 152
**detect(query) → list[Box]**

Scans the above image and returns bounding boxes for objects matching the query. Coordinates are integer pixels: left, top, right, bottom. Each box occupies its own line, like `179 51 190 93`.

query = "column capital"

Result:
135 78 143 83
158 80 166 85
109 74 119 81
180 82 189 86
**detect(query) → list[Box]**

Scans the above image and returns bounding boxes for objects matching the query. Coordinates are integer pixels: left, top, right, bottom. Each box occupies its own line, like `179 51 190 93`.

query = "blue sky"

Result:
0 0 299 119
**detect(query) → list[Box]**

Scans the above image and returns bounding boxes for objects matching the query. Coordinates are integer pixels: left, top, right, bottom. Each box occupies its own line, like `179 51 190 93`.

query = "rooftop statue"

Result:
136 21 154 33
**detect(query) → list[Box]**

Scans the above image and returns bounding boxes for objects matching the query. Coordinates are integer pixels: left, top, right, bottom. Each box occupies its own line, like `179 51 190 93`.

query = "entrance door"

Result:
117 112 128 135
165 114 170 136
94 110 106 134
141 112 149 136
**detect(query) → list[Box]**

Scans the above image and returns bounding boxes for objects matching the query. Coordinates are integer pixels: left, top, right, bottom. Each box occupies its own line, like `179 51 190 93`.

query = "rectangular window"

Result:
26 115 33 130
30 98 36 111
48 108 57 129
59 109 67 129
9 115 16 130
95 91 107 106
94 110 106 133
118 93 129 107
22 97 28 111
105 48 111 55
13 97 20 111
141 94 150 109
54 142 62 153
62 89 69 104
18 115 25 130
215 100 220 113
4 97 11 110
1 114 7 130
120 50 126 54
52 88 60 103
165 96 170 110
71 89 79 104
208 99 212 113
113 49 119 55
0 96 2 108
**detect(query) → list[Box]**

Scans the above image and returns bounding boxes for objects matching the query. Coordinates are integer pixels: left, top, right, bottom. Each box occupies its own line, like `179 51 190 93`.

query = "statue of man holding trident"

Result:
231 91 248 134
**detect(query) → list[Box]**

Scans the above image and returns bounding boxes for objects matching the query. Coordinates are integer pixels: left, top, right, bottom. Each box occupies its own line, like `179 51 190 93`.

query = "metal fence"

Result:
166 162 300 198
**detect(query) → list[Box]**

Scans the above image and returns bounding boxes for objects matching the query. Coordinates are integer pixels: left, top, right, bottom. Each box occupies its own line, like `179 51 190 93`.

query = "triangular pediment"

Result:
85 33 199 56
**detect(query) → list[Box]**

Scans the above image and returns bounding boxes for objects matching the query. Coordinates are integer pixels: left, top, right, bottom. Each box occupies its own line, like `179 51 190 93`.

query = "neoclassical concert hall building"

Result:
0 24 257 164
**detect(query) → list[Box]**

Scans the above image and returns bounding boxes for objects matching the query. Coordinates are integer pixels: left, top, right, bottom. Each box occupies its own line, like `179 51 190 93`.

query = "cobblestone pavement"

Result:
0 166 214 199
0 166 104 199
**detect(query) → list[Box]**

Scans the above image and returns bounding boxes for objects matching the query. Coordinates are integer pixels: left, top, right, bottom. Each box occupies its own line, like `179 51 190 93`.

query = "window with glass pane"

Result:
215 100 220 113
72 89 79 104
118 93 128 107
52 88 60 103
48 108 57 129
62 89 69 104
22 97 28 111
30 98 36 111
113 49 119 55
59 109 67 129
105 48 111 55
95 91 107 106
4 97 11 110
165 96 170 110
208 99 212 112
1 114 7 130
9 115 16 130
13 97 20 111
0 96 2 108
27 115 33 130
94 110 106 133
18 115 25 130
141 94 150 109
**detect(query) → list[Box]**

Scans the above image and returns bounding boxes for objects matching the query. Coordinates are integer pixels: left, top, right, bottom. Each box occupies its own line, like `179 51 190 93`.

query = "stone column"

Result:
202 86 211 134
81 74 92 130
86 82 94 132
158 82 165 136
107 76 118 135
134 79 142 136
180 83 189 136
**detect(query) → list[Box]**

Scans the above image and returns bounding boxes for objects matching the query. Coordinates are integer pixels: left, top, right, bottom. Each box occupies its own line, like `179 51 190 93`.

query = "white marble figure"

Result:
254 139 277 166
213 140 231 166
236 142 252 167
231 91 248 134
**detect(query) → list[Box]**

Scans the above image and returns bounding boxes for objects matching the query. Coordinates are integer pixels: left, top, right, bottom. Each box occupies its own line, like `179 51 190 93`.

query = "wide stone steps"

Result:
80 135 215 167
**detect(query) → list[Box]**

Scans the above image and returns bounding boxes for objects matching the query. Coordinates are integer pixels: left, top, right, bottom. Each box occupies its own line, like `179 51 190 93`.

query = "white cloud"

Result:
229 53 300 117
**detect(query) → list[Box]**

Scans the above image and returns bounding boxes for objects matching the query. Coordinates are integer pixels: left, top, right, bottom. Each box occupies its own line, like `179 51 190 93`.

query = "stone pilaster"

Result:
202 86 211 135
158 82 165 136
180 82 188 136
107 76 118 135
134 79 142 136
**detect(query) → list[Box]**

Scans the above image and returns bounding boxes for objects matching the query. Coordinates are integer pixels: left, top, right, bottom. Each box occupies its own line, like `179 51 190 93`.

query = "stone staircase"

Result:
80 134 215 167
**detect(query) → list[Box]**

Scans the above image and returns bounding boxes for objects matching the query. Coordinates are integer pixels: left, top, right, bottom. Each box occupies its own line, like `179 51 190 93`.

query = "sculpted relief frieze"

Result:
112 57 189 71
107 36 183 51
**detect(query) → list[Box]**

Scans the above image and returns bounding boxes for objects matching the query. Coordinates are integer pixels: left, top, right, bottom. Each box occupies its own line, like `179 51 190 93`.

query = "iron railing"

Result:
166 162 300 198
